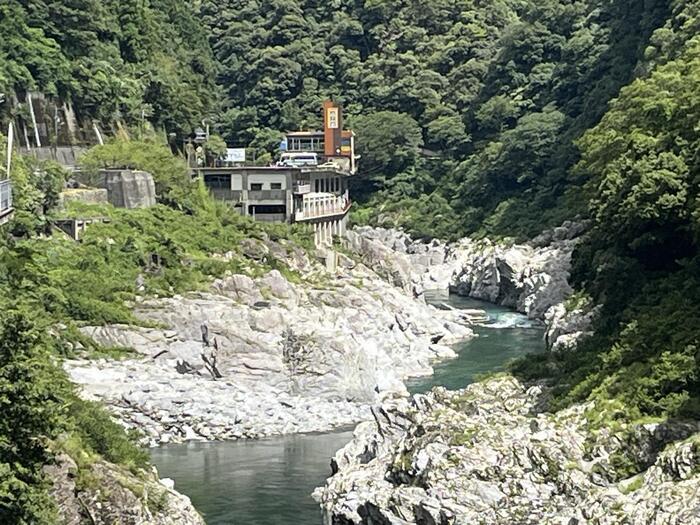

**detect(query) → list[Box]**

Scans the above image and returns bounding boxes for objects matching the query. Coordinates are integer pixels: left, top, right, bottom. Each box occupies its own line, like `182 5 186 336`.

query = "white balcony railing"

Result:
295 191 351 222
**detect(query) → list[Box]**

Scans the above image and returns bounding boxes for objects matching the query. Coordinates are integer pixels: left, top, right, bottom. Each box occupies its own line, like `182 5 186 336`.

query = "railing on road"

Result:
0 179 13 213
294 191 351 222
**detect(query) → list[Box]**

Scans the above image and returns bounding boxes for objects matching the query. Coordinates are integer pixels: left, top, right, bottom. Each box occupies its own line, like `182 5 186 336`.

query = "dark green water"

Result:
150 430 354 525
407 291 545 393
150 293 545 525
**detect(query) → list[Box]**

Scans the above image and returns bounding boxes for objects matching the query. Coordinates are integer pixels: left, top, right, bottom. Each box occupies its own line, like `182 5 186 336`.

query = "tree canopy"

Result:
0 0 218 136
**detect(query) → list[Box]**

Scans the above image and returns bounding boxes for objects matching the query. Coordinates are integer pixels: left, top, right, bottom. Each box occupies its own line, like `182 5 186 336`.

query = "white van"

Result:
277 152 318 167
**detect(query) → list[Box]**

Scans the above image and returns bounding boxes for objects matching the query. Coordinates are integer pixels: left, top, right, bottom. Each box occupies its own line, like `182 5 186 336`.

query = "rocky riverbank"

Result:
66 242 475 445
66 225 598 446
315 377 700 524
347 224 595 351
45 452 204 525
316 227 700 524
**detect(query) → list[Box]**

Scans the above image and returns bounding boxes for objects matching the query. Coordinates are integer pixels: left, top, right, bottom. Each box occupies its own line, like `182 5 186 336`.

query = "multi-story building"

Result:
199 101 357 247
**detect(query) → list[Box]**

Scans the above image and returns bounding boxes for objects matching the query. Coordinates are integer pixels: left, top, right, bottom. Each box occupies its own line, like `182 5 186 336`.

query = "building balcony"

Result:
209 188 243 202
294 191 351 222
0 179 14 225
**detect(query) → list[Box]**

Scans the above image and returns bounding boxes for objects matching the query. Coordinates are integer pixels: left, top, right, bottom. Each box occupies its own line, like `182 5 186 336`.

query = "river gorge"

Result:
150 294 545 524
62 226 699 524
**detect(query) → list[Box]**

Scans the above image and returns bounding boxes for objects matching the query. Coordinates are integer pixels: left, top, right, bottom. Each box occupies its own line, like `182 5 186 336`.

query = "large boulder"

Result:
68 263 476 445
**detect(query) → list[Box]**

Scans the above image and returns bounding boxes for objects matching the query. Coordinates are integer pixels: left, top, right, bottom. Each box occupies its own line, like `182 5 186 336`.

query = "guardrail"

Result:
295 191 351 221
0 179 13 213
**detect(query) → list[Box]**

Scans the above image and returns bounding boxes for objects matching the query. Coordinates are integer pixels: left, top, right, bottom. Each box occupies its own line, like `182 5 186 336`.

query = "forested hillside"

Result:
197 0 700 425
199 0 677 238
2 0 700 522
0 0 217 134
518 18 700 421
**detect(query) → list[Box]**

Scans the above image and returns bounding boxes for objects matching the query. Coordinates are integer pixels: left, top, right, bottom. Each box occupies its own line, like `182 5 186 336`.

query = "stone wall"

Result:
97 169 157 208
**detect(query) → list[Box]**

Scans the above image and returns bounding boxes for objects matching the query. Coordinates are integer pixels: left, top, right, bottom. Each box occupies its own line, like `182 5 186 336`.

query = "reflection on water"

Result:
151 430 353 525
151 293 545 524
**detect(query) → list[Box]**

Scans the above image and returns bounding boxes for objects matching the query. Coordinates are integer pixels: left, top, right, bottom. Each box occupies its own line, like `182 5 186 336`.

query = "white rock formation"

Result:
45 453 205 525
316 376 700 525
348 225 594 350
67 261 475 445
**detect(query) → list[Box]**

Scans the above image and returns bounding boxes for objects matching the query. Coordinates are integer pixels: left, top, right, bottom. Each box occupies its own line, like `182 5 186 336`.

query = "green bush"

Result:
68 400 149 473
0 311 69 525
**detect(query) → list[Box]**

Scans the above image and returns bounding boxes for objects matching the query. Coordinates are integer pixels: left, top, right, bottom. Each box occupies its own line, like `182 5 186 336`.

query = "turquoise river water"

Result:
150 293 545 524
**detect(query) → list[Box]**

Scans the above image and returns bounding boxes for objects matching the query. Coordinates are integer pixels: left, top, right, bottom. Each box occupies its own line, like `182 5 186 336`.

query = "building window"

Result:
271 183 282 190
204 174 231 189
250 183 263 191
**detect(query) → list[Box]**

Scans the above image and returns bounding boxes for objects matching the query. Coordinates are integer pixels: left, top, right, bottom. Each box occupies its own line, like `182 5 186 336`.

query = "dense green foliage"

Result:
0 0 217 135
2 0 700 518
0 136 314 521
0 314 66 524
199 0 671 239
514 14 700 421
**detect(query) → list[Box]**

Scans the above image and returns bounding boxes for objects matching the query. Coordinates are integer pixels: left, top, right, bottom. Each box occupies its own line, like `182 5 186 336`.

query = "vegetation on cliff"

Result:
0 137 312 523
0 0 217 134
516 27 700 421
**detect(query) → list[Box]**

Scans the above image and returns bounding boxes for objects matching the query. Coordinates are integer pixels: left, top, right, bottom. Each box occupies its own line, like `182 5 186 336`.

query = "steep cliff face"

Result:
45 453 204 525
316 377 700 525
318 227 700 525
